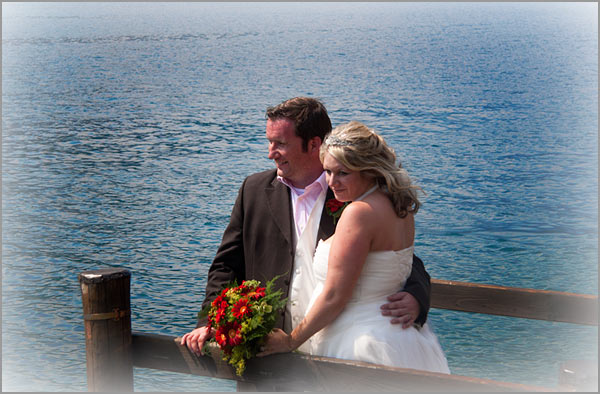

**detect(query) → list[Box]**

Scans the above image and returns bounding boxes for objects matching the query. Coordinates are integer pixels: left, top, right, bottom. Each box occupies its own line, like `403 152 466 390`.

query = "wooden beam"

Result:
132 332 556 392
79 268 134 392
431 279 598 325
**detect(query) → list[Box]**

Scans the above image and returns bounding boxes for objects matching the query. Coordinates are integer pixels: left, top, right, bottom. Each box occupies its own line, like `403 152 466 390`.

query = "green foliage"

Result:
202 275 287 376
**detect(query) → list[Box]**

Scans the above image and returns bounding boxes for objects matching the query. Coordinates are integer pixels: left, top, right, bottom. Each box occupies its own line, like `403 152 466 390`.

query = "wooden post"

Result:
79 268 134 392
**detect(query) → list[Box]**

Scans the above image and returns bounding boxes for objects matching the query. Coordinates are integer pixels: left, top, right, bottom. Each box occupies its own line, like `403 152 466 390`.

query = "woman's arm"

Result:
258 202 375 355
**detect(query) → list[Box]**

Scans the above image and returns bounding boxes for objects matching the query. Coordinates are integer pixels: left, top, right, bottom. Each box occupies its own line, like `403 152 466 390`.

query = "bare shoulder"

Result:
338 193 389 230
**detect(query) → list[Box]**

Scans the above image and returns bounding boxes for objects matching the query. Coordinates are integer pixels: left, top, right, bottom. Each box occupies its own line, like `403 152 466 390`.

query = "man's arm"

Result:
183 180 249 354
380 254 431 327
197 181 248 327
404 254 431 325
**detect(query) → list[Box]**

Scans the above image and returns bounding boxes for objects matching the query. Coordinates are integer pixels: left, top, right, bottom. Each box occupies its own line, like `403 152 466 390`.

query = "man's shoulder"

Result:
244 169 278 186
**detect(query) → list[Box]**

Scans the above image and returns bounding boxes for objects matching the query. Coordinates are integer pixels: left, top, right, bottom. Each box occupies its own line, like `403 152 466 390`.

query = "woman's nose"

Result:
327 174 337 187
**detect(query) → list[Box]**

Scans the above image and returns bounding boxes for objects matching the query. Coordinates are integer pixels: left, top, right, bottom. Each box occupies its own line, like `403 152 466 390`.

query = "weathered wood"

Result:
79 268 134 392
431 279 598 325
80 270 598 391
132 333 555 392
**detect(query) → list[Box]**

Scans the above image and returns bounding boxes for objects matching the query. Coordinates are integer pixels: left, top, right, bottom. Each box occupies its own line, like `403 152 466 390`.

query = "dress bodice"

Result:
312 239 413 303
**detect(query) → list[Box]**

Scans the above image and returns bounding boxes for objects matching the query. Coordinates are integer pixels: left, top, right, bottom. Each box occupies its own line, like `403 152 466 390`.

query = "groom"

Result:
181 97 431 355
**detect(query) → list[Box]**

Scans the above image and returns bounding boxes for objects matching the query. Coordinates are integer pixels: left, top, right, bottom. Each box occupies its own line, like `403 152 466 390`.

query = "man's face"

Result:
266 117 313 188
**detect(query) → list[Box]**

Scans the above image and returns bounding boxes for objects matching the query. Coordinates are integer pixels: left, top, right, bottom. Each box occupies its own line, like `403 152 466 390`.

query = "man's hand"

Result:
180 326 213 356
380 291 420 328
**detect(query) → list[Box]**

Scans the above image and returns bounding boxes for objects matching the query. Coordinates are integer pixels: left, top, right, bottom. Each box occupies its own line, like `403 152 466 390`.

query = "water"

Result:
2 2 597 391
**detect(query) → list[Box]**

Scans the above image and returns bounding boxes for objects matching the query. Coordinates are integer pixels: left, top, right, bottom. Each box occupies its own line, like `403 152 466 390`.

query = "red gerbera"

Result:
214 301 228 323
227 322 243 346
212 288 228 307
246 287 266 300
231 298 252 319
215 325 229 348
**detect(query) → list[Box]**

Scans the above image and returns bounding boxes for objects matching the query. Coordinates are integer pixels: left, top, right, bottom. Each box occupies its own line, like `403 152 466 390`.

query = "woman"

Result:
257 121 449 373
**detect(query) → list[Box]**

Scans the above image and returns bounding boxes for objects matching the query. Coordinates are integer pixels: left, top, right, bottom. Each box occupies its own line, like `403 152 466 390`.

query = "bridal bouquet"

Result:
200 277 287 376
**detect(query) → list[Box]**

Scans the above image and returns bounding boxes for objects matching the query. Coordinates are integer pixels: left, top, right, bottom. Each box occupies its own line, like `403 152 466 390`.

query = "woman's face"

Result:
323 152 373 202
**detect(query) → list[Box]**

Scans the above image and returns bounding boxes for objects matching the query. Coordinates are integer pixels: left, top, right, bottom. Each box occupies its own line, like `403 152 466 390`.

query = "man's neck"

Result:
280 169 326 189
292 166 326 189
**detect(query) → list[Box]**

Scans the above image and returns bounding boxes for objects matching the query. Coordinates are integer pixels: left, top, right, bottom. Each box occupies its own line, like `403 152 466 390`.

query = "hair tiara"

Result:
324 133 352 147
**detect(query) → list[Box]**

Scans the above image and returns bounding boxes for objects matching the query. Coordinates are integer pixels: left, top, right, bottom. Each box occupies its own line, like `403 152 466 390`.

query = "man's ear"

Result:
309 136 322 153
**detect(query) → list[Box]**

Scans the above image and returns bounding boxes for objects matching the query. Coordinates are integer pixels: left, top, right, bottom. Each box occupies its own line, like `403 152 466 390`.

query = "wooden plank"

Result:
431 279 599 325
132 333 556 392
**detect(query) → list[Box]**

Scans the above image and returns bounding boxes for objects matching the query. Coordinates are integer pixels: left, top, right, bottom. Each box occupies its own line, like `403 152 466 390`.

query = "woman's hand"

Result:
180 326 214 356
256 328 294 357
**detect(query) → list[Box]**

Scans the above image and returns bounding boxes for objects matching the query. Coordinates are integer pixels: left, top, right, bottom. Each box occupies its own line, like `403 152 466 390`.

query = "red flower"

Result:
212 288 228 307
238 282 252 295
326 199 345 213
231 298 252 319
246 287 266 300
215 326 229 348
227 322 243 346
214 301 228 323
325 198 349 224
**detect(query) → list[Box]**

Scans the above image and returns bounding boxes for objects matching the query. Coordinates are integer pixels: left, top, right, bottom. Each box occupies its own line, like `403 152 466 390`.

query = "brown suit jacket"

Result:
199 169 431 329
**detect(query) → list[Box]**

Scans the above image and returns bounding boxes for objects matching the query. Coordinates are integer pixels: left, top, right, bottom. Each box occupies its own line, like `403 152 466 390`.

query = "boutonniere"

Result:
325 198 349 225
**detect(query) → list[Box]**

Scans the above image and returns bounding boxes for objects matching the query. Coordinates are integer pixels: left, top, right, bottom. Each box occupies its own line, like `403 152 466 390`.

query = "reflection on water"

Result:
2 2 597 391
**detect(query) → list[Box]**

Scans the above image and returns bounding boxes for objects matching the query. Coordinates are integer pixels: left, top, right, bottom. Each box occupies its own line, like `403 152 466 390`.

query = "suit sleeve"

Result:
403 254 431 326
197 180 247 328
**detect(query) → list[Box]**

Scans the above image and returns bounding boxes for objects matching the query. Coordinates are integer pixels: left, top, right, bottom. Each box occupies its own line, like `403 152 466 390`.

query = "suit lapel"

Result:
317 188 336 244
265 177 294 249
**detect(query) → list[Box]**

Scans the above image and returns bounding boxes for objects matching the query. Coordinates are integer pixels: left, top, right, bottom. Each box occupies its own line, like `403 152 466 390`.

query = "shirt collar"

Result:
278 171 327 195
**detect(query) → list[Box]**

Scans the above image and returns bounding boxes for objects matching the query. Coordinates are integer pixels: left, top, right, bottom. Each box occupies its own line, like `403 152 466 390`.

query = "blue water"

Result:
2 2 597 391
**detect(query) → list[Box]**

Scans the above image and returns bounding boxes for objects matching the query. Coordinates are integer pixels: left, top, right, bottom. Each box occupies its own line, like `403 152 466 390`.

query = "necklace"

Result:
354 185 378 201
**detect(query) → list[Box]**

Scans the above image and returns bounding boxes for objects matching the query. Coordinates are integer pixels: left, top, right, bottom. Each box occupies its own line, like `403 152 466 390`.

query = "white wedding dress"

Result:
303 238 450 374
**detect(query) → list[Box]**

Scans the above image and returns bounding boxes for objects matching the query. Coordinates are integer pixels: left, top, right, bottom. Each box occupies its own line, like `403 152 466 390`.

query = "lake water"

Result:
2 2 597 391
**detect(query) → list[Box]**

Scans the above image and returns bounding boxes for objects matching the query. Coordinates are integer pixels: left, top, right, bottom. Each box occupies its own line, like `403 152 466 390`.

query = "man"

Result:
181 97 431 355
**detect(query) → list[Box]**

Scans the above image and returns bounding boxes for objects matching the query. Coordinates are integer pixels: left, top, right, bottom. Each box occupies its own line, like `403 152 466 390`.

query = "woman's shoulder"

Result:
341 192 393 226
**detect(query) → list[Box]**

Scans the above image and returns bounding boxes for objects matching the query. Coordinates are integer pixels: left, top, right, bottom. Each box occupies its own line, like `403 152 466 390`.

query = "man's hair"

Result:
266 97 332 151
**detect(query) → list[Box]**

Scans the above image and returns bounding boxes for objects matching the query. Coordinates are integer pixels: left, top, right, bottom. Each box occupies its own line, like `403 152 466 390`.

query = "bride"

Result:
257 121 450 374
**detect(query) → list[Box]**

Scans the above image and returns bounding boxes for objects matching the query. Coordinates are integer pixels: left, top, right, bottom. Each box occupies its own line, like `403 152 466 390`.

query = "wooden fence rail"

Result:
430 279 598 325
79 268 598 392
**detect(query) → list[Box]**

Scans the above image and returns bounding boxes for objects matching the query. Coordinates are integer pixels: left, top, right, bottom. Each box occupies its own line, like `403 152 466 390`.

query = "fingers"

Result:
256 347 271 357
380 301 411 316
256 329 288 357
256 333 274 357
390 314 416 328
381 291 419 327
385 291 408 302
180 327 212 356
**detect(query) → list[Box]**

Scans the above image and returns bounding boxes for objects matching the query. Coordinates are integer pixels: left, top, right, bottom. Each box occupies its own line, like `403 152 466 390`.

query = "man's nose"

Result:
268 146 278 160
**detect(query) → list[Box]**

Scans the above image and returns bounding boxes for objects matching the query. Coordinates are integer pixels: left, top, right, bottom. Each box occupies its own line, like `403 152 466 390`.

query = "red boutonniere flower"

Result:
325 198 349 224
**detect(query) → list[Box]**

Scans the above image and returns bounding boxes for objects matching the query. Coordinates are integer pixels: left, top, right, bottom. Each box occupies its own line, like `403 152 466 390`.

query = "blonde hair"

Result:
320 121 421 217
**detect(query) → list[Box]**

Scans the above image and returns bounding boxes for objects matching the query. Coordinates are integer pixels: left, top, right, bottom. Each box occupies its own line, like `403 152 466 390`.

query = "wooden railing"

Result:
79 268 598 392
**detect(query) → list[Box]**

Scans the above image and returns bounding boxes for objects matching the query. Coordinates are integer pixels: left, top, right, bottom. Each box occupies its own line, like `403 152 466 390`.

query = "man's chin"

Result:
275 167 287 178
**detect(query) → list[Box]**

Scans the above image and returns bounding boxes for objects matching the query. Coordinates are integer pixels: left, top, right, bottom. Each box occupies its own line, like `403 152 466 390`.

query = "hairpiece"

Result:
325 134 352 147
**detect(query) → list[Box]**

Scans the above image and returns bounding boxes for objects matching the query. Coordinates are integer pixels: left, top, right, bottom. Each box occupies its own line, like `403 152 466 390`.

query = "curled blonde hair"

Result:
320 121 421 218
